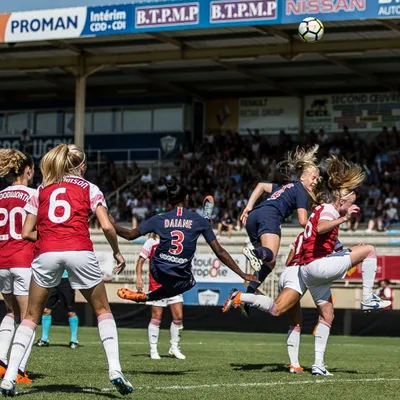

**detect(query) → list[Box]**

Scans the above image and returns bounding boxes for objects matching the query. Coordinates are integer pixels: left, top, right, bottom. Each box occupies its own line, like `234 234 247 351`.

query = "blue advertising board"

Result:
0 1 398 44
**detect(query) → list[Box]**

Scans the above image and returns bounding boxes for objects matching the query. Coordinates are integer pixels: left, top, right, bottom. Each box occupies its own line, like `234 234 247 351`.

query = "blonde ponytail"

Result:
40 144 86 187
327 156 366 200
278 144 319 180
0 149 32 179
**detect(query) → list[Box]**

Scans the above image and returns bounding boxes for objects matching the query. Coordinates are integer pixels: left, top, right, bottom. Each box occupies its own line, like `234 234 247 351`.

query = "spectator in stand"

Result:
376 280 394 310
217 211 234 239
366 198 385 233
346 210 362 232
20 129 33 154
384 191 398 206
365 184 381 210
384 203 399 231
141 169 152 183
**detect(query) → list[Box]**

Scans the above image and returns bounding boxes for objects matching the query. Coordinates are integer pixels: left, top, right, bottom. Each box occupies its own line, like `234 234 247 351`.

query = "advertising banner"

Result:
238 97 300 135
191 253 246 283
0 0 281 43
182 282 247 305
1 0 400 43
345 255 400 281
303 93 400 133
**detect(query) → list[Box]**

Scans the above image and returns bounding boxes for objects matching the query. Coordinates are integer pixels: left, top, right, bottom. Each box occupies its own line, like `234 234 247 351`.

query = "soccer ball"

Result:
298 17 324 43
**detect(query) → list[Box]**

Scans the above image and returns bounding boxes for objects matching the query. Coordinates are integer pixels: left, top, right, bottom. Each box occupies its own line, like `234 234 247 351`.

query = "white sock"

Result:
287 326 301 367
240 293 277 315
4 320 37 382
361 251 377 303
98 313 121 374
19 332 35 373
0 314 16 365
170 320 183 350
148 319 160 354
314 321 331 367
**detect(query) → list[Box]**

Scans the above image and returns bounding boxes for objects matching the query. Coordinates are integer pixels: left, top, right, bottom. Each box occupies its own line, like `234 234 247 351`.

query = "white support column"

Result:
74 56 86 149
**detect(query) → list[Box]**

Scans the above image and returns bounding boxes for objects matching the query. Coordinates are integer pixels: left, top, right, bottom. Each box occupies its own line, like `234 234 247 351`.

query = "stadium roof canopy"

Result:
1 19 400 100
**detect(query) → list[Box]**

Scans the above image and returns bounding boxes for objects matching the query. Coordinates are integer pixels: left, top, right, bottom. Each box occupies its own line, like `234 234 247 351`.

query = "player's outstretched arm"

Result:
21 213 38 242
241 182 274 224
208 240 260 283
97 206 126 274
135 257 145 292
108 214 141 241
317 205 360 234
297 208 308 227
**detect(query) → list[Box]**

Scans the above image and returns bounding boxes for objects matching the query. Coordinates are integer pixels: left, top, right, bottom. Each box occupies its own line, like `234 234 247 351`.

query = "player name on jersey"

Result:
0 190 31 202
164 219 193 229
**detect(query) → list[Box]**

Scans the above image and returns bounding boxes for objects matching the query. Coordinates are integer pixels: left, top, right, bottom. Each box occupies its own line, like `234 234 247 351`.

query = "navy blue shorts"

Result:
150 264 196 297
246 206 283 245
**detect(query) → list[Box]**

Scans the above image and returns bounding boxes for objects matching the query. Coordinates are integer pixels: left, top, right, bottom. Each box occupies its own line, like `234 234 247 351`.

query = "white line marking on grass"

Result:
137 378 400 391
15 378 400 396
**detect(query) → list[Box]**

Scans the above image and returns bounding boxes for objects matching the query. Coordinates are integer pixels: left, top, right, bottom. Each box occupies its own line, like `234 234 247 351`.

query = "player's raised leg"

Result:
349 245 391 310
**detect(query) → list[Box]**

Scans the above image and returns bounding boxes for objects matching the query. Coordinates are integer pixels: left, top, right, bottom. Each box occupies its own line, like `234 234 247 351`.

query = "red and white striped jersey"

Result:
139 237 160 291
300 204 340 265
0 185 36 269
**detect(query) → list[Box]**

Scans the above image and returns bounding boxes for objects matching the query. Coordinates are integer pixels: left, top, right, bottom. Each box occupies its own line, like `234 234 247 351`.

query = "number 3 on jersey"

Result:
49 188 71 224
169 230 184 255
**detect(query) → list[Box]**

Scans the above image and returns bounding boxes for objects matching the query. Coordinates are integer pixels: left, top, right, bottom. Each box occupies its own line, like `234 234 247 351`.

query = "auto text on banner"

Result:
303 92 400 133
238 97 300 135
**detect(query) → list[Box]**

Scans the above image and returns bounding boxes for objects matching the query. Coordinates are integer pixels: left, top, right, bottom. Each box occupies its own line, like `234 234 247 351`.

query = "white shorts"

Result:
300 251 352 305
31 251 102 290
278 266 306 296
0 268 32 296
147 294 183 308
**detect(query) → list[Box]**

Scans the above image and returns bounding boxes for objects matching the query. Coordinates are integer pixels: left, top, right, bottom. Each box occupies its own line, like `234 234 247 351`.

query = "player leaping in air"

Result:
240 145 320 315
113 180 259 304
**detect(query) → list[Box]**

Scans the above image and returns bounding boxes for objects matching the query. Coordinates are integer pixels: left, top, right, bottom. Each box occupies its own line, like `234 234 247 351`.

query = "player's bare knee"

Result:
68 311 76 318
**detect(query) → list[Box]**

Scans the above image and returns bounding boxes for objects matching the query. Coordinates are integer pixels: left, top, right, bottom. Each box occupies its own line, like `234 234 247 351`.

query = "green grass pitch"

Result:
12 326 400 399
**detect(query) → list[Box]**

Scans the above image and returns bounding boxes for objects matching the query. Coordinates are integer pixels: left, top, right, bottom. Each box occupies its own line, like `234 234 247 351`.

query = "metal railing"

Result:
86 148 162 177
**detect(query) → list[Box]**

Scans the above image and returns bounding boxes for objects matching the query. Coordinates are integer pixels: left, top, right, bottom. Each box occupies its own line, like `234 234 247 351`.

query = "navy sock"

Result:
247 265 272 292
254 247 274 262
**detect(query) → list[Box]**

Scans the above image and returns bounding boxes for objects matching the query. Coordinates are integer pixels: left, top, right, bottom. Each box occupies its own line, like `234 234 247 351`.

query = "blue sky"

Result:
0 0 134 12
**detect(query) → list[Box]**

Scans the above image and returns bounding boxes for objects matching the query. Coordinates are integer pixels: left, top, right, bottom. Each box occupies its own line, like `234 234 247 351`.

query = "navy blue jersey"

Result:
253 181 309 219
138 207 216 278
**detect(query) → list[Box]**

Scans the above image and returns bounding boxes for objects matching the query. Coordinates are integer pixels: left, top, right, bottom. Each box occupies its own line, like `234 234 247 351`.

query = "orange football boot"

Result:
222 289 242 312
0 362 6 378
289 365 304 374
17 371 33 384
117 288 147 302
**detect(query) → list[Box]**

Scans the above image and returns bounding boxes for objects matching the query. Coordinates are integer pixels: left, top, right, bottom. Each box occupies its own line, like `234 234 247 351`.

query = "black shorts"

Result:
46 278 76 313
